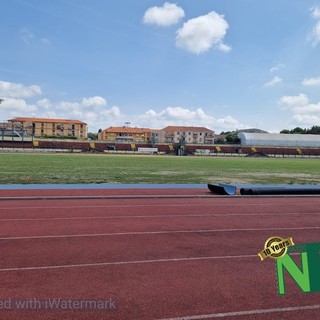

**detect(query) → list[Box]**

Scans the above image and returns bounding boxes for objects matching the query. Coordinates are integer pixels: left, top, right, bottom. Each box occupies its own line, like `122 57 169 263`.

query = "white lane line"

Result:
1 201 320 210
0 226 319 240
0 211 319 222
157 304 320 320
0 254 257 272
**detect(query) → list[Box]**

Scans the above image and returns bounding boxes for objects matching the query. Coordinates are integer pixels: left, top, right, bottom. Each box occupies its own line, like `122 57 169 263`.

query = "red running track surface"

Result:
0 187 319 320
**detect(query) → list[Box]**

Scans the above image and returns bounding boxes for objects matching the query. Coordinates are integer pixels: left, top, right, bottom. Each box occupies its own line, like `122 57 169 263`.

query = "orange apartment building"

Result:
99 125 214 144
8 117 88 139
98 126 152 143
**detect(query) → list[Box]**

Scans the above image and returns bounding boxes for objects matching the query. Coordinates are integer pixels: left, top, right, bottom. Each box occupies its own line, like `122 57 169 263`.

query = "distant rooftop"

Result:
9 117 87 125
235 128 269 134
103 126 151 134
163 125 214 133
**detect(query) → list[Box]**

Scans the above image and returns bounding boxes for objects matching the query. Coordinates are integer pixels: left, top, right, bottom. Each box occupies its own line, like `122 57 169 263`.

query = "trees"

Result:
225 132 241 144
280 126 320 135
307 126 320 134
87 132 98 140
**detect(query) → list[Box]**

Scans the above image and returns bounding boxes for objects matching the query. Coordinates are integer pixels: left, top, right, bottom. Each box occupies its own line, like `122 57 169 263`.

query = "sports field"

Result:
0 153 319 184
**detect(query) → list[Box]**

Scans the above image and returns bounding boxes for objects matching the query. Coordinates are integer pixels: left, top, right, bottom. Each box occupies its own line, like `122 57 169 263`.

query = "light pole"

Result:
0 100 4 148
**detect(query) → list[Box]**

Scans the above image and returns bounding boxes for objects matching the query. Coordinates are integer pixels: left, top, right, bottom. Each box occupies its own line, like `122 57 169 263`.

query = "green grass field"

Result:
0 153 319 185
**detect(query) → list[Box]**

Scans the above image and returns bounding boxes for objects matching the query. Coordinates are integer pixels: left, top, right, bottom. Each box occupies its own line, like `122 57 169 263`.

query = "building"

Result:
238 132 320 147
159 126 215 144
8 117 87 139
98 126 152 143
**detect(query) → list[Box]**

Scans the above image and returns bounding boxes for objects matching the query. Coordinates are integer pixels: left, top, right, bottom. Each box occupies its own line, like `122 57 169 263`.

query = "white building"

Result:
160 126 215 144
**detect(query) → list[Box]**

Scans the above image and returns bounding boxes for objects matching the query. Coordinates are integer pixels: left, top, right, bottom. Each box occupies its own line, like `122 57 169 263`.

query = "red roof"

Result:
103 126 151 134
8 117 87 125
162 126 214 133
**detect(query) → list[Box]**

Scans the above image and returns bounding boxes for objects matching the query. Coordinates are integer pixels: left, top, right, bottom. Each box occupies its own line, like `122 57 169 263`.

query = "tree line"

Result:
280 126 320 135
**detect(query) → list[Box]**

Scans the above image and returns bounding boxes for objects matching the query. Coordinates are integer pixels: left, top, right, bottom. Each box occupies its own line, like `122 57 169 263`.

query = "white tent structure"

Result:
238 132 320 147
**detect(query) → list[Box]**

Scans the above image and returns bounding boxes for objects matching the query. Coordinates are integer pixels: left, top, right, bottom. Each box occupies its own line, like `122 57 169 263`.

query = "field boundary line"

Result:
1 226 319 240
0 211 319 222
2 201 320 210
157 304 320 319
0 254 257 272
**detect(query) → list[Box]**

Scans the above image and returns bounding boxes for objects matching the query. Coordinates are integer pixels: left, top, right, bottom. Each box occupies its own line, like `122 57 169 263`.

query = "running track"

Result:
0 186 319 320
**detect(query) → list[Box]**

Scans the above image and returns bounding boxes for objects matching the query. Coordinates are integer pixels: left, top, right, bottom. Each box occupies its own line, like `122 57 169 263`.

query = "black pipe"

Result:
207 184 236 195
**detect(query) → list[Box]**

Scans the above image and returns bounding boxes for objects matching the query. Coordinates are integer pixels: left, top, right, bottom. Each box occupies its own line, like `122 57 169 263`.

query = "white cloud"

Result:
278 92 320 127
302 77 320 86
308 7 320 46
217 42 232 53
216 115 242 128
278 93 309 107
293 103 320 113
270 63 285 73
42 111 57 119
0 98 38 120
136 107 212 128
20 28 35 45
36 98 52 109
163 106 209 120
85 111 98 121
101 106 121 118
40 38 51 46
56 101 80 113
311 6 320 19
309 21 320 46
0 81 42 98
264 76 282 87
293 114 320 125
20 28 51 46
82 96 107 107
135 106 247 132
143 2 185 27
176 11 231 54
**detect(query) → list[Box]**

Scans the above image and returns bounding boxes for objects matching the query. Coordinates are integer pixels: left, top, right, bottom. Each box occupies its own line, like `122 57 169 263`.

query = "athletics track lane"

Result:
0 187 319 320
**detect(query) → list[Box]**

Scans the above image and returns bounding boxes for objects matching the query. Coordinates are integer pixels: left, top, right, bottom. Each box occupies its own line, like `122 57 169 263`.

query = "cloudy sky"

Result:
1 0 320 133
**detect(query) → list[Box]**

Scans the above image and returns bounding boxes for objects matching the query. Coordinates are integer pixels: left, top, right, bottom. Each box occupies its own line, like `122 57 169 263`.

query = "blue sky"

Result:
1 0 320 133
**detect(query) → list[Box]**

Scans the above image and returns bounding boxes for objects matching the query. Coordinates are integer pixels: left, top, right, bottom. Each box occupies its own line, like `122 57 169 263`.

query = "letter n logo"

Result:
275 242 320 295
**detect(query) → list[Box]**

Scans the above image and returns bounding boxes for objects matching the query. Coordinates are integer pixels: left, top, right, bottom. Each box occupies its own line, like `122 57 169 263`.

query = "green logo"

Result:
275 242 320 295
